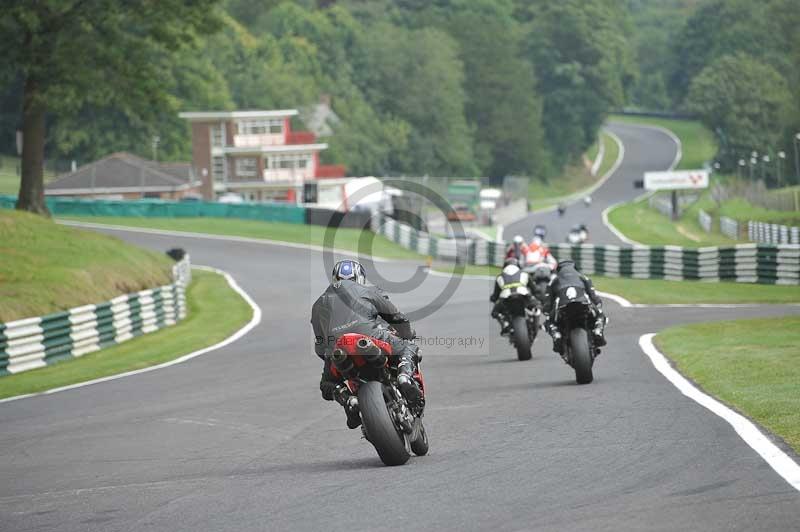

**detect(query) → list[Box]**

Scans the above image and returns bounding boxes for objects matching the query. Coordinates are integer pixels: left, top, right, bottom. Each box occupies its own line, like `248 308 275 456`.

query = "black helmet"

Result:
556 259 574 272
331 260 367 285
504 257 519 268
533 225 547 239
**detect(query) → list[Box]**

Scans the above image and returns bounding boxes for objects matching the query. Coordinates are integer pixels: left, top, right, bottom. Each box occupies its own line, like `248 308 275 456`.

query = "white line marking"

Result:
602 121 682 246
639 333 800 492
590 133 606 176
596 290 633 307
0 265 262 404
56 220 395 263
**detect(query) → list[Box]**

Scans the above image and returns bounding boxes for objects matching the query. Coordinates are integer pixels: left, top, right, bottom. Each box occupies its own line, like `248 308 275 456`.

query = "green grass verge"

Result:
586 136 601 163
609 115 717 170
1 210 173 322
433 264 800 304
0 269 252 399
0 154 56 196
596 131 620 179
716 197 800 226
58 215 425 260
607 196 738 247
656 316 800 452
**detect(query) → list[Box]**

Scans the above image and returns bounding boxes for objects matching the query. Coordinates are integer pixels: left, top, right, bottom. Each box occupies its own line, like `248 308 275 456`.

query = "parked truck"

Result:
446 180 481 222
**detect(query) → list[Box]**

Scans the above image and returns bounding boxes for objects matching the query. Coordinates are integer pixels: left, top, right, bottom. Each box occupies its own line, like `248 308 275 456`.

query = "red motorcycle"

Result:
330 332 428 466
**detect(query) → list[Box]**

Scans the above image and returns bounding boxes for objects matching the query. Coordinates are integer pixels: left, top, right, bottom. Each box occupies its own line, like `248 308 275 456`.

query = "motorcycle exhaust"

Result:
356 337 387 368
331 348 355 376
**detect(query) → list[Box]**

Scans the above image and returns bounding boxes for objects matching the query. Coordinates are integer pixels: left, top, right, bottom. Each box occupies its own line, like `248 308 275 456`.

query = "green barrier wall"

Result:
0 195 305 224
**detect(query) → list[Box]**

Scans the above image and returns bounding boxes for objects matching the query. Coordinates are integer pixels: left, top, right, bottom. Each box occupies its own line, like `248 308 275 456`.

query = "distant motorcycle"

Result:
495 278 540 361
330 333 428 465
551 285 599 384
566 224 588 245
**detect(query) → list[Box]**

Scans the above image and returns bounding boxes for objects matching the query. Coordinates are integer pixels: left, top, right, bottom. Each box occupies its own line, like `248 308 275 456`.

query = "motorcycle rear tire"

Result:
570 327 594 384
512 316 532 361
358 381 410 466
410 421 429 456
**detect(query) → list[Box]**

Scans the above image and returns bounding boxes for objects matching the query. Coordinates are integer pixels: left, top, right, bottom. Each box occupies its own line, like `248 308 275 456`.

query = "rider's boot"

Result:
396 350 422 405
593 315 608 347
334 385 361 429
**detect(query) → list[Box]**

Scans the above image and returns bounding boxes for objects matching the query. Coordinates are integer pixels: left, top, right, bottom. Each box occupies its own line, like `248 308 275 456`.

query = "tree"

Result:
0 0 221 215
687 54 793 169
359 23 476 176
668 0 780 105
526 0 634 169
447 0 548 179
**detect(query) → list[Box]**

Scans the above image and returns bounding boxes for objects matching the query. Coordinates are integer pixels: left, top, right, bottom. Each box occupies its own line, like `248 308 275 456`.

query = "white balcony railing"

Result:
232 133 284 147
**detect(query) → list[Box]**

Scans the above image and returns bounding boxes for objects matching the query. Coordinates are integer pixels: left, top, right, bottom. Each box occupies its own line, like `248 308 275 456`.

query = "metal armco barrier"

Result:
549 244 800 285
0 257 191 376
372 213 504 266
748 221 800 245
720 216 740 239
698 209 712 233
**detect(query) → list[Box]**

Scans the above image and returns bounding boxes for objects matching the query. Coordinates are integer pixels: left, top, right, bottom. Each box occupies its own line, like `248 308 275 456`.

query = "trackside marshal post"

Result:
643 170 709 220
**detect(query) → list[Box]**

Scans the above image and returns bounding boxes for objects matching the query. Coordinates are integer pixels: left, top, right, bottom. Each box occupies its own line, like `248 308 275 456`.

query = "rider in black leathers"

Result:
311 260 421 429
490 257 538 334
544 260 607 352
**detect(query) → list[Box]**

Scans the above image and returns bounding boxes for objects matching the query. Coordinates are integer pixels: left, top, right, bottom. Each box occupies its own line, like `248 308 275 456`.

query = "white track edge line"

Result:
56 220 395 263
639 333 800 492
0 265 262 405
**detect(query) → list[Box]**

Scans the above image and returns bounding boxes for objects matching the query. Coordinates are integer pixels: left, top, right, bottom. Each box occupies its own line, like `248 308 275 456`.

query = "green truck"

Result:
446 180 481 222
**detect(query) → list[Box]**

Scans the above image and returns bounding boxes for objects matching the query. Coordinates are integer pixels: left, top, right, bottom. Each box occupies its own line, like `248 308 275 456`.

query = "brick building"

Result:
179 109 345 202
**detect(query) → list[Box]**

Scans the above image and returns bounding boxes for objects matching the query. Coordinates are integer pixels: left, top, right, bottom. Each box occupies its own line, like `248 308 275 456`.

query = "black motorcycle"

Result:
496 285 540 361
551 285 598 384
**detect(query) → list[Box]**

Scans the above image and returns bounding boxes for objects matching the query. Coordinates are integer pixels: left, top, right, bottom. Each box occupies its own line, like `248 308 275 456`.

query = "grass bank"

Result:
0 210 173 322
607 196 737 247
0 269 252 399
432 264 800 304
58 216 424 260
609 115 717 170
715 196 800 226
656 316 800 452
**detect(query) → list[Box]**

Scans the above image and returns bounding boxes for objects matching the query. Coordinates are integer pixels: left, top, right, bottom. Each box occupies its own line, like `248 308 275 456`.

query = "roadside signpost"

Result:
643 170 709 220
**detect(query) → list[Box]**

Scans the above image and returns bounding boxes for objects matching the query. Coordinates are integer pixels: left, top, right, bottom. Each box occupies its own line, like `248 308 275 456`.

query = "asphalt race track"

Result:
2 124 800 531
504 122 679 245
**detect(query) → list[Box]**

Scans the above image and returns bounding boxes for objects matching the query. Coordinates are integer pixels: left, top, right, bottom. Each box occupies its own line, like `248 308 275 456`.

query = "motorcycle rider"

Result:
490 257 537 334
311 260 421 430
525 233 558 271
544 259 607 352
505 235 529 262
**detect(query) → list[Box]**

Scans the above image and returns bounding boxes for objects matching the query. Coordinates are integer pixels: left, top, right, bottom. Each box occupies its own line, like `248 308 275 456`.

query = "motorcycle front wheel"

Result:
512 315 532 361
569 327 594 384
358 381 410 466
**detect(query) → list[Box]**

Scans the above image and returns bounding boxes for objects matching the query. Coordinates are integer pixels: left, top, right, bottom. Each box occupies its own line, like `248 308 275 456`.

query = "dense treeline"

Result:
627 0 800 177
1 0 633 191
